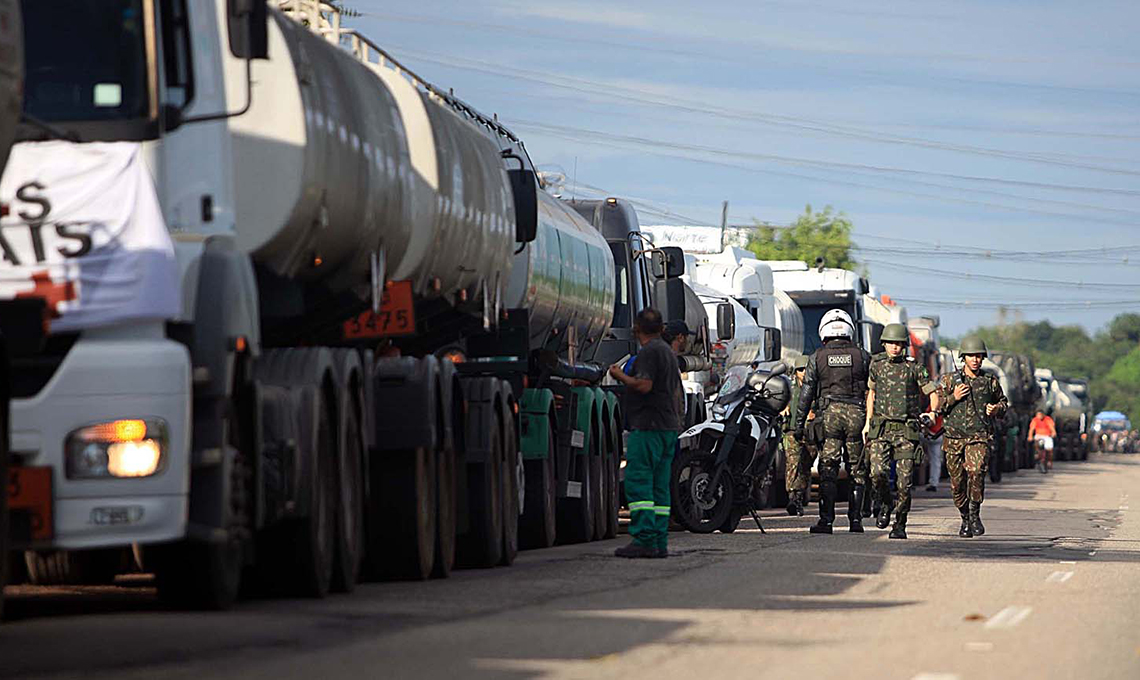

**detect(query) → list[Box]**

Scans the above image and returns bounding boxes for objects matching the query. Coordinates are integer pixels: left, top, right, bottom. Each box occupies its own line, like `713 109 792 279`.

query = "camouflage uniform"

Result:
821 402 868 488
784 382 810 495
937 371 1007 510
867 353 937 529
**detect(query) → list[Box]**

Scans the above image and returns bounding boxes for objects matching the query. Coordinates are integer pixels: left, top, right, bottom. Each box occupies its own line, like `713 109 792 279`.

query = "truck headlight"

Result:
65 419 168 479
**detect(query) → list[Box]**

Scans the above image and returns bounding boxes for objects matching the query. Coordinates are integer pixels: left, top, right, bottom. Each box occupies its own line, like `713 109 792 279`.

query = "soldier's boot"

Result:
786 491 801 516
810 482 835 534
889 512 908 540
875 489 893 530
848 485 865 533
958 505 973 538
797 490 807 516
969 501 985 536
861 485 874 518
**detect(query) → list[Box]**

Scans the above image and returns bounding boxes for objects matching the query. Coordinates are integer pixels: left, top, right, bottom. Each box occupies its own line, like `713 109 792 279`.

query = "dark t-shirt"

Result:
627 338 682 431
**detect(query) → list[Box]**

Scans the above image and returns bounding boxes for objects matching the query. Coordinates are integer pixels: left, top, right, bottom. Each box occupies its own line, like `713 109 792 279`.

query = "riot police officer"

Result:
866 323 940 539
936 337 1007 538
795 309 871 534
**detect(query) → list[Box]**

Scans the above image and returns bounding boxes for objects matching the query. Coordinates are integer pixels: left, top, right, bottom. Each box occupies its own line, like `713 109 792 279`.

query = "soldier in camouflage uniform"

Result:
866 323 940 540
795 309 871 534
936 336 1007 538
784 355 813 516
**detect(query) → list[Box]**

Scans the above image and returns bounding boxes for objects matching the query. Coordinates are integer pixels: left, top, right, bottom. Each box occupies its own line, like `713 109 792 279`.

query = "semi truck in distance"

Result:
768 260 880 355
0 0 689 609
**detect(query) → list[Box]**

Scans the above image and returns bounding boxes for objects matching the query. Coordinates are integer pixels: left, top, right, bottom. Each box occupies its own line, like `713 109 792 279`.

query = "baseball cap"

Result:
663 319 693 341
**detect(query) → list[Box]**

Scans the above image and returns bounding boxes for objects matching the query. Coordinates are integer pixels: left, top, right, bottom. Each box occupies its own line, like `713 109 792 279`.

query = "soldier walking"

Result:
936 337 1007 538
866 323 940 539
784 355 812 516
795 310 871 534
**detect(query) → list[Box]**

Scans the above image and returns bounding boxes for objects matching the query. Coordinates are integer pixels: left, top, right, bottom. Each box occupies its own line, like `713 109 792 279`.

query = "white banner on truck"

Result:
0 141 178 331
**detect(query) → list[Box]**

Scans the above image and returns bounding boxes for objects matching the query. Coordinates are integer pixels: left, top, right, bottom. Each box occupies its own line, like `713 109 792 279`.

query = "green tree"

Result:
745 205 858 270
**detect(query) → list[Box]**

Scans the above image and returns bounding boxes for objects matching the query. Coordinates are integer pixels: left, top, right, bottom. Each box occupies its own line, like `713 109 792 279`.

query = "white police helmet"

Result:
818 308 855 341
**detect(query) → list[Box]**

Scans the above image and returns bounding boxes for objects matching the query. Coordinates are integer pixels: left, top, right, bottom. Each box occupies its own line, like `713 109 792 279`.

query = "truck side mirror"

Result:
764 327 782 361
506 168 538 243
650 246 685 279
717 302 735 341
228 0 270 60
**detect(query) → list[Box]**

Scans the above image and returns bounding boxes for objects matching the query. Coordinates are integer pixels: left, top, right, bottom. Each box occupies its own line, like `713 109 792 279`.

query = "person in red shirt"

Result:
1027 410 1057 469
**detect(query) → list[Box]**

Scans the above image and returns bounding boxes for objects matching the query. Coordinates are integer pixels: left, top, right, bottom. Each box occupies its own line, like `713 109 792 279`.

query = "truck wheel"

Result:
460 410 503 568
499 405 520 567
520 426 556 549
603 420 620 539
433 404 458 579
292 392 338 596
380 445 438 580
332 399 365 593
155 406 248 610
558 435 595 544
24 549 121 585
591 428 606 541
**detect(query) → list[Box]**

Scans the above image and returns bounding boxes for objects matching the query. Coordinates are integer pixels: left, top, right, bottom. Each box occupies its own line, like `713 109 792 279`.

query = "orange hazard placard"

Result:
9 466 53 541
343 280 417 339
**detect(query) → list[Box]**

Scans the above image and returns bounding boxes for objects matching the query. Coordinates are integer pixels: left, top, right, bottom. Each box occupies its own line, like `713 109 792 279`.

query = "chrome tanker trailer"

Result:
0 0 625 608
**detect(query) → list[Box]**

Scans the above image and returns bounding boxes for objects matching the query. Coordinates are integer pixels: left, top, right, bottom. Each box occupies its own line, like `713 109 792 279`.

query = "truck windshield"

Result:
800 303 857 354
22 0 150 123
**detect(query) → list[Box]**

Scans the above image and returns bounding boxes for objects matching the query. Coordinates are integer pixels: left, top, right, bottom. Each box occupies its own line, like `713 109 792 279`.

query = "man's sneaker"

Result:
652 547 669 559
925 484 937 492
614 542 657 559
809 520 833 534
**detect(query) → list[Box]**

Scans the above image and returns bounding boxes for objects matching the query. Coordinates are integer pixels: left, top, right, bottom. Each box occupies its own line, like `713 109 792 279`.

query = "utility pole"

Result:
720 200 728 253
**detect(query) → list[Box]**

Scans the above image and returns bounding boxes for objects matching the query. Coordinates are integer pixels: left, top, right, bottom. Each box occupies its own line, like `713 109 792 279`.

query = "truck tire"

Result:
603 417 621 539
155 405 248 610
591 425 606 541
332 397 365 593
460 410 503 568
520 425 556 549
291 391 338 596
380 446 438 580
558 432 595 544
499 402 520 567
433 396 458 578
24 549 121 586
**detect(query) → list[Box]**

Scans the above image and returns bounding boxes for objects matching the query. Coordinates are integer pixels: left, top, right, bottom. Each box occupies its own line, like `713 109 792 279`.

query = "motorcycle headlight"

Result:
65 419 168 479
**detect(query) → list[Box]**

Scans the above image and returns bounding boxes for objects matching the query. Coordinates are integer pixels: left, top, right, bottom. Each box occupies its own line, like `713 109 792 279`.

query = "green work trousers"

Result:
625 429 678 550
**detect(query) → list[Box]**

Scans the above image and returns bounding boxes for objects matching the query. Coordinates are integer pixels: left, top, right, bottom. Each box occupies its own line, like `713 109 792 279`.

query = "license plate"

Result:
343 280 416 339
8 466 53 542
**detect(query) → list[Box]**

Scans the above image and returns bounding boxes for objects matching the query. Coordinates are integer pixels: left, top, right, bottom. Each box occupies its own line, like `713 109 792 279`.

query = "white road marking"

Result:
965 641 994 652
1059 560 1077 564
1046 571 1074 583
985 606 1033 629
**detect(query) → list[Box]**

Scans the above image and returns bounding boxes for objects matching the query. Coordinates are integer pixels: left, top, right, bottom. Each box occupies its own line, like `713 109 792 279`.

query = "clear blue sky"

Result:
352 0 1140 337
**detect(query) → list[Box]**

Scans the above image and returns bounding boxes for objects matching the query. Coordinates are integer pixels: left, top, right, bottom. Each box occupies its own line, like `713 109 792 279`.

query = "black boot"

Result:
786 491 801 516
889 511 908 539
862 486 874 518
810 481 835 534
958 505 973 538
875 487 893 530
797 490 806 516
969 501 985 536
848 485 865 533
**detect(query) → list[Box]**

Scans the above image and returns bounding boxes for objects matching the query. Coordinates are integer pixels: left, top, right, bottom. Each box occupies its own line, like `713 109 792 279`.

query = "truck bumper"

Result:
9 328 192 550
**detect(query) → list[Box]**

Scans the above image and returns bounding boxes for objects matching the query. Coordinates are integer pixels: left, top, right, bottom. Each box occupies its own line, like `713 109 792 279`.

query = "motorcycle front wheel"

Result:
672 448 734 534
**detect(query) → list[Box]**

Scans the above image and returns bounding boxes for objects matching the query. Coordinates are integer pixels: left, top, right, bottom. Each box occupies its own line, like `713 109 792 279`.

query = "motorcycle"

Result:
672 363 791 534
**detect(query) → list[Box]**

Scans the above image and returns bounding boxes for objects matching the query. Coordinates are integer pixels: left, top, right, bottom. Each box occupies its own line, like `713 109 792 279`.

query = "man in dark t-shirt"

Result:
608 308 680 558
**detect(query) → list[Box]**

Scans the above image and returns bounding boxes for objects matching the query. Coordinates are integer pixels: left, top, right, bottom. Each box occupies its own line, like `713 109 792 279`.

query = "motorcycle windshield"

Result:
716 366 750 406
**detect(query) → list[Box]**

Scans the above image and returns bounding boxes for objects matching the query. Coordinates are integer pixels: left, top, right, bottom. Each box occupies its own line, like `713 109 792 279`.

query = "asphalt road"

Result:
3 454 1139 680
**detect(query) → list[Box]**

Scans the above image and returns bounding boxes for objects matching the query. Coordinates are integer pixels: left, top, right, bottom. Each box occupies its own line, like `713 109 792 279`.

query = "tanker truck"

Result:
0 0 644 608
0 0 20 618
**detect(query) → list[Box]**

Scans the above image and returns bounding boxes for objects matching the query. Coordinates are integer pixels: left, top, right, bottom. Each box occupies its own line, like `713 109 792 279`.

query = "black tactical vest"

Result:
816 340 870 403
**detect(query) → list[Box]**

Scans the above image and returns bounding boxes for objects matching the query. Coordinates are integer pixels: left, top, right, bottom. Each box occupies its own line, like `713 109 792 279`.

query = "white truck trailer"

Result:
0 0 659 609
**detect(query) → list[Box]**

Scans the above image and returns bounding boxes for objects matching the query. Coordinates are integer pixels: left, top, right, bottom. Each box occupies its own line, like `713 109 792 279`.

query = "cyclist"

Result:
1027 409 1057 470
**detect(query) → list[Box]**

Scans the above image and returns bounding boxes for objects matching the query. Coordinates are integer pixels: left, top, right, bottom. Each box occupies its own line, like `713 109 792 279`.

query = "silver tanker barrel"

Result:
232 6 515 311
0 0 21 174
503 190 615 362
